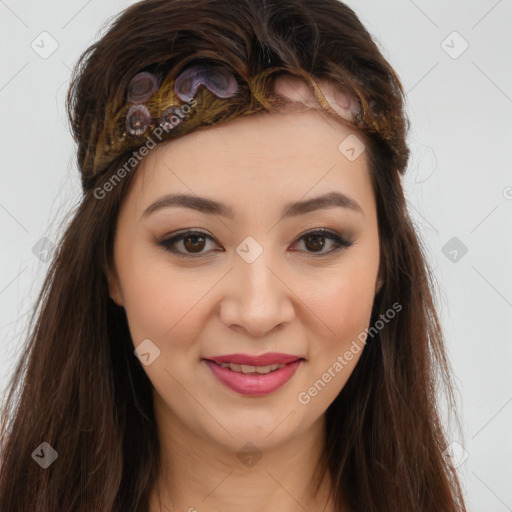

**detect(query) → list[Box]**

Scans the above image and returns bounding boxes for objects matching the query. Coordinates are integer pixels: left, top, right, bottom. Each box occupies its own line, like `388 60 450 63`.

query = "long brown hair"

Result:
0 0 467 510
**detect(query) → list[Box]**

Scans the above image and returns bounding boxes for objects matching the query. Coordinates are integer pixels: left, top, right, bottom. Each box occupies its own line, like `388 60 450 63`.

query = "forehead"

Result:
124 108 375 222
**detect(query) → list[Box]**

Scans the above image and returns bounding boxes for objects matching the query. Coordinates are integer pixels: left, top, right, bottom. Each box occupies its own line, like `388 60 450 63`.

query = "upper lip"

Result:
204 352 304 366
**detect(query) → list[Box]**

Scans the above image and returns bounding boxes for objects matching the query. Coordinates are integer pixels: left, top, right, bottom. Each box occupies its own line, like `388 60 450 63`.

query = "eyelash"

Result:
158 228 354 258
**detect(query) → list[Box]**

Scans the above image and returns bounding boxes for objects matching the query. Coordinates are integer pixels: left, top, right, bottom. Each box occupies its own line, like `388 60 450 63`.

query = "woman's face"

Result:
109 106 382 452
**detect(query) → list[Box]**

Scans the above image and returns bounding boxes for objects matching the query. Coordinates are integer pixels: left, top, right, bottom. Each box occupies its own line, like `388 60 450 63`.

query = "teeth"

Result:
219 362 287 374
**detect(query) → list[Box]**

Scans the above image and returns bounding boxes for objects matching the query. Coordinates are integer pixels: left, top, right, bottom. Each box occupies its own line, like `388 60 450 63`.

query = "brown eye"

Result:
159 228 353 259
159 230 217 257
182 234 207 253
293 229 354 256
303 233 327 253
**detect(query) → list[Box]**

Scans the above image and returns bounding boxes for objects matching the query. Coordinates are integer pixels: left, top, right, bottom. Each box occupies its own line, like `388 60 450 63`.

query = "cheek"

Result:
115 244 205 347
299 247 379 362
295 272 376 412
305 278 375 357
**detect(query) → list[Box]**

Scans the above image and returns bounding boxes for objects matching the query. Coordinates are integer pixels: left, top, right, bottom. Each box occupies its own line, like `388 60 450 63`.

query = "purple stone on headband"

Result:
126 104 151 136
158 106 184 132
126 72 160 104
174 64 238 102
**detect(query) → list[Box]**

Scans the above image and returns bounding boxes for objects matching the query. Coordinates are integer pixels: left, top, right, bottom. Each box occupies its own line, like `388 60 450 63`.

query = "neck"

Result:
148 392 336 512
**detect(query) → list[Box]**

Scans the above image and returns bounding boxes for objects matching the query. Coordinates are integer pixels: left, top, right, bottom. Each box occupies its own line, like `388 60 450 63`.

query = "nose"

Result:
219 255 295 338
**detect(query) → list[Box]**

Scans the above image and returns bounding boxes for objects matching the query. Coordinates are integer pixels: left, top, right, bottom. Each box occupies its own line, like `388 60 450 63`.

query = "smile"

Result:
218 362 287 374
203 357 304 396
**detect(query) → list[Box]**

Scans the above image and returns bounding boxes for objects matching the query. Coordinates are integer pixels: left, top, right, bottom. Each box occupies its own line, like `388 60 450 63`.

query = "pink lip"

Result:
203 358 304 396
205 352 303 366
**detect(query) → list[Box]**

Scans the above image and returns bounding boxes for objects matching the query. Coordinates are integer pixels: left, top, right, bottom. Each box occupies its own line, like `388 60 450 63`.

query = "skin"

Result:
108 95 383 511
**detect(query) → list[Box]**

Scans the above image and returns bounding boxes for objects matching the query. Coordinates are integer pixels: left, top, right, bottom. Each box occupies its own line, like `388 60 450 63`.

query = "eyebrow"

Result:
140 191 365 220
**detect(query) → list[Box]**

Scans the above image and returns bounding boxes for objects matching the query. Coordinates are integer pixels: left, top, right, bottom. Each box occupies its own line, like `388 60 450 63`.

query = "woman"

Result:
0 0 467 510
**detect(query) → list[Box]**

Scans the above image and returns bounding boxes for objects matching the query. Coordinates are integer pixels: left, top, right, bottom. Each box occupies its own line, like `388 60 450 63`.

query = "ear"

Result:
375 276 384 295
106 265 124 307
375 264 384 295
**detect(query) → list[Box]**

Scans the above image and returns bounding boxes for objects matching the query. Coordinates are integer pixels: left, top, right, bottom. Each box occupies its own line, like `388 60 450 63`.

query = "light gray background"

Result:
1 1 511 510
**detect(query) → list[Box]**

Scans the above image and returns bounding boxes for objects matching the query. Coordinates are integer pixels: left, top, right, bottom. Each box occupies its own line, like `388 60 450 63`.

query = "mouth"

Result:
210 361 290 375
202 355 305 396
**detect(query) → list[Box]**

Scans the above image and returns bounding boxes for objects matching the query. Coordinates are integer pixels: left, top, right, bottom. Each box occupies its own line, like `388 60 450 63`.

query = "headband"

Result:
80 63 363 189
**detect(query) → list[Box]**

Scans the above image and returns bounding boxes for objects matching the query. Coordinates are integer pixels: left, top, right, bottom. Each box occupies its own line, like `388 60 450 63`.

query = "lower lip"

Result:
204 359 303 396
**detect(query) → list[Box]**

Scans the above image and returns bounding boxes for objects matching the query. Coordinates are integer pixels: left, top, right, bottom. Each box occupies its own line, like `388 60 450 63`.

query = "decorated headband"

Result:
124 65 239 136
81 62 364 189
